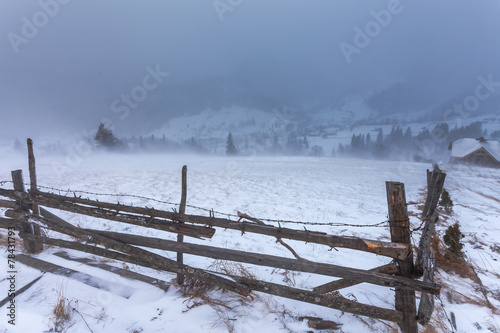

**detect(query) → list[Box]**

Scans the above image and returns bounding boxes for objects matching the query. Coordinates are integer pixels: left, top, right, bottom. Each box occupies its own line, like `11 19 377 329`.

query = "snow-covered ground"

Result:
0 152 499 332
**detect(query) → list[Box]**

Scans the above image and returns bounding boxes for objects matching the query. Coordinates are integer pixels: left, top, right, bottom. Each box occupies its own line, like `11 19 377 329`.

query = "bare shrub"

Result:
180 261 258 332
439 189 454 213
443 222 465 256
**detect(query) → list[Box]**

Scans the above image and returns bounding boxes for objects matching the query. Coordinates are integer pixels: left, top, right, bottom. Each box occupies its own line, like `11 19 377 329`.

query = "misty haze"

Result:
1 1 500 333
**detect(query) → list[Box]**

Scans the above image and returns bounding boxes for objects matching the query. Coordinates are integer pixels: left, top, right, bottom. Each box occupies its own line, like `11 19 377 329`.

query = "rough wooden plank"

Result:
227 274 403 323
0 199 16 209
177 165 187 285
0 275 43 308
52 251 170 291
0 217 25 230
15 254 136 298
312 263 399 294
39 207 76 230
85 229 439 295
21 233 160 270
386 182 418 333
0 188 410 260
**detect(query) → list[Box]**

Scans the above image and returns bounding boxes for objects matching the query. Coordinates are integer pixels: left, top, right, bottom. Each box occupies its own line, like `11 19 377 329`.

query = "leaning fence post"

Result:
386 182 417 333
11 169 43 253
177 165 187 285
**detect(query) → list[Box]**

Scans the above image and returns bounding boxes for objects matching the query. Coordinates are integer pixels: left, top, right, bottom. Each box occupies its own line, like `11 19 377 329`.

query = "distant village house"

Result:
449 137 500 168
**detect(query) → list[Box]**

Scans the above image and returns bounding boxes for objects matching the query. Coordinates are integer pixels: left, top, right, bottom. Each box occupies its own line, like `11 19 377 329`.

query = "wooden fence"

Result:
0 139 446 332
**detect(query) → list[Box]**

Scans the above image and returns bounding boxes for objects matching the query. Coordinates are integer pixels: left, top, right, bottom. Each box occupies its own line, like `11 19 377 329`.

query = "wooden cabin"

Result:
449 138 500 168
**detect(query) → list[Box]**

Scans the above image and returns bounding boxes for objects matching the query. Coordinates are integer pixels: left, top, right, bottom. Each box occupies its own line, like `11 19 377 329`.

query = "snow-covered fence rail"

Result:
0 139 446 332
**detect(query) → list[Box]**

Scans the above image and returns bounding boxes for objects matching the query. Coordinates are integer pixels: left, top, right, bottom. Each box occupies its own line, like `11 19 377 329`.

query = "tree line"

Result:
29 121 487 160
336 121 487 162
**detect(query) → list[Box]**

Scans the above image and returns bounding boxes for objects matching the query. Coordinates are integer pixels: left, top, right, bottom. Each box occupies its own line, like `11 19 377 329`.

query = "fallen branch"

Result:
238 211 304 260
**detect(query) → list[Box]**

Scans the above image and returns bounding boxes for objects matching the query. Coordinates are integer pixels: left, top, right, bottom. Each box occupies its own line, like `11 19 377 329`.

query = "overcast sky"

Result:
1 0 499 140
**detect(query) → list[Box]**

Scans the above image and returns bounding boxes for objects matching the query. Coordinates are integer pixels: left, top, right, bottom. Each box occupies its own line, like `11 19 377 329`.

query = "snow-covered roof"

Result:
451 138 500 161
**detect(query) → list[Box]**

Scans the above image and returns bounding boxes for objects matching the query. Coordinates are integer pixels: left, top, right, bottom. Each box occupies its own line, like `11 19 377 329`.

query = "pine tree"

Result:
95 123 119 148
338 143 345 155
443 222 464 256
404 127 412 144
226 132 237 156
376 129 383 145
303 136 310 150
439 189 453 213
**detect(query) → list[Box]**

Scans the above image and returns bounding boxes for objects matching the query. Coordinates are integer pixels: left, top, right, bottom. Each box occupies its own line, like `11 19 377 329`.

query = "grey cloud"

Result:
1 0 499 139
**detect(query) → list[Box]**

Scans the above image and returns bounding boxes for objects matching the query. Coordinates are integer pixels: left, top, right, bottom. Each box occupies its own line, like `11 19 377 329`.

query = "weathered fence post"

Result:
416 167 445 325
177 165 187 285
11 169 43 253
386 182 417 333
27 138 39 215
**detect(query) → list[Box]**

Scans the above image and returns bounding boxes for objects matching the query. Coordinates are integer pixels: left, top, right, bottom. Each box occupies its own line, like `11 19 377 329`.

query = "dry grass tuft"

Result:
432 236 475 280
180 261 259 333
432 234 499 314
49 284 73 332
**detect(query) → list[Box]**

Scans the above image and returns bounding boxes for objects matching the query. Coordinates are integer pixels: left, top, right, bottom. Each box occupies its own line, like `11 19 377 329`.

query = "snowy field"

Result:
0 152 499 332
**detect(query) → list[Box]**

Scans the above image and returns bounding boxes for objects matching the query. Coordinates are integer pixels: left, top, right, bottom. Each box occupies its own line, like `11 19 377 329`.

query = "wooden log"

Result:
15 254 137 298
52 251 170 291
177 165 187 285
83 229 440 295
16 212 251 296
0 188 410 260
0 217 25 230
10 169 43 253
39 207 78 230
312 263 399 294
0 199 16 208
227 274 404 323
0 275 43 308
386 182 418 333
21 232 161 270
26 139 39 215
24 194 215 239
